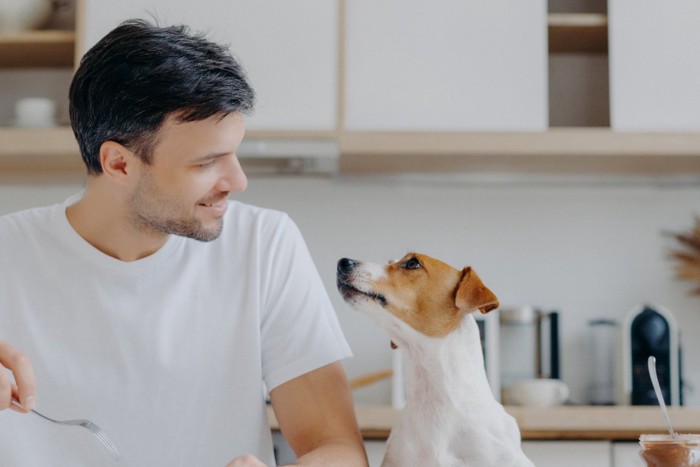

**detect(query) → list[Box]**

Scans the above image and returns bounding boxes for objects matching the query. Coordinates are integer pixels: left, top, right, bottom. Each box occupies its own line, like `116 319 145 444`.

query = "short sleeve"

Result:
260 214 352 391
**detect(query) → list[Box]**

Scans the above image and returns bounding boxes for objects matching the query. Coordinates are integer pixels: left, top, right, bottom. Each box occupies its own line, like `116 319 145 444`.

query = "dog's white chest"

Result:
382 413 468 467
382 402 534 467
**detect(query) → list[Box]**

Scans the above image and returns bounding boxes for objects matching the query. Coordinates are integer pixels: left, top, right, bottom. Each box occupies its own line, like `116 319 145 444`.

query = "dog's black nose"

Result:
337 258 357 275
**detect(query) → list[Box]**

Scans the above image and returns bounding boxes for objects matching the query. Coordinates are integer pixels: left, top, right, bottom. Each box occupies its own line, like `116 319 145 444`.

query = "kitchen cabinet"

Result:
612 441 645 467
364 440 613 467
339 0 700 174
362 440 615 467
364 440 386 467
609 0 700 131
80 0 339 133
343 0 548 132
522 441 611 467
4 1 700 175
1 0 340 175
361 440 649 467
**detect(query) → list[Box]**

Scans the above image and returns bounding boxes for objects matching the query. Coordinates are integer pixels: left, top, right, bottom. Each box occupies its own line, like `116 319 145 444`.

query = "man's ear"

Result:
455 267 499 314
99 141 137 182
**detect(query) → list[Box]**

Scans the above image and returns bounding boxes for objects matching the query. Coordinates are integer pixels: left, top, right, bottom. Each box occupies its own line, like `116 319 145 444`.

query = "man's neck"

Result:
66 183 169 262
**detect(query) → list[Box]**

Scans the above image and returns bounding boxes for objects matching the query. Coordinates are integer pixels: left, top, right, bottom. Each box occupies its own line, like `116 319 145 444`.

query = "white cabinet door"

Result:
522 441 611 467
364 440 386 467
80 0 339 132
609 0 700 131
344 0 548 131
612 441 645 467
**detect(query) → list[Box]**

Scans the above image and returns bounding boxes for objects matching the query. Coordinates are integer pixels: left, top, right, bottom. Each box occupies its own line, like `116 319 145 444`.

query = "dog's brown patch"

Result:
372 253 499 338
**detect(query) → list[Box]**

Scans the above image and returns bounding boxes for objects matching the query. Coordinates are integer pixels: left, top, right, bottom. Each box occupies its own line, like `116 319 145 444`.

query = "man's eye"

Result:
403 258 421 270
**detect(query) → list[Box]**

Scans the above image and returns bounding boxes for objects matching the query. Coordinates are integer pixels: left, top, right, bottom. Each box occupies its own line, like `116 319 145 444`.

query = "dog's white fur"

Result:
338 255 534 467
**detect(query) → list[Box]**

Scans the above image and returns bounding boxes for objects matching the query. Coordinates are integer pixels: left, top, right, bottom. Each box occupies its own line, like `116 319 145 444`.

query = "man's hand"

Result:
225 454 268 467
0 340 36 413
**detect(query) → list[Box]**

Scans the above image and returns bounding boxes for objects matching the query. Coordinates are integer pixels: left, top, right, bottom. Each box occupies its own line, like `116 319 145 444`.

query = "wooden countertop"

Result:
267 404 700 441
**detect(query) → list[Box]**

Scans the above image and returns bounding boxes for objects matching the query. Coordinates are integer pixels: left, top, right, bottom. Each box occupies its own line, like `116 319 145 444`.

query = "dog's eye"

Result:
403 258 422 270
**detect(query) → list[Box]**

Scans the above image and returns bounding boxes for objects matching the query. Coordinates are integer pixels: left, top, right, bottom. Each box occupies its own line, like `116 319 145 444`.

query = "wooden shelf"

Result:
549 13 608 54
4 126 700 176
0 126 82 174
0 127 338 175
0 30 75 68
340 129 700 174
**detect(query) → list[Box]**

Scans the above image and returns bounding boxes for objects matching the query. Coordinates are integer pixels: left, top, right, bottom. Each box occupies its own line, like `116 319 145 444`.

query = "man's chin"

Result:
167 216 223 242
187 219 224 242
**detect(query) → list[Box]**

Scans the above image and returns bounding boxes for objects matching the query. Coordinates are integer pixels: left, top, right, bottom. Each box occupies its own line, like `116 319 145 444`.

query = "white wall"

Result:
2 173 699 406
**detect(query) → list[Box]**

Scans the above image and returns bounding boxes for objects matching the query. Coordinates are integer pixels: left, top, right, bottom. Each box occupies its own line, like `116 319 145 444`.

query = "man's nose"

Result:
217 155 248 193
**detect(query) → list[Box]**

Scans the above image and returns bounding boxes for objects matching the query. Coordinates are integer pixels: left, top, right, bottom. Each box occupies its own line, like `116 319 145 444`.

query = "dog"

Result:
337 253 534 467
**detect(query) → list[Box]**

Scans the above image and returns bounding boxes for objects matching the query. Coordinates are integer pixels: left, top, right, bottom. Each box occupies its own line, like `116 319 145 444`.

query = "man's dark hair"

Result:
69 19 255 175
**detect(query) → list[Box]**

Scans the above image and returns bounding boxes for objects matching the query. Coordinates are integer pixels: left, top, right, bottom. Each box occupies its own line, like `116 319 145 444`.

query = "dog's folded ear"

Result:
455 267 500 314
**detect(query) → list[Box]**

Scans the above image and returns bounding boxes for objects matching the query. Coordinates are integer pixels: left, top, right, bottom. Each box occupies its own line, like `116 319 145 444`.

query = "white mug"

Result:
510 378 569 407
14 97 56 127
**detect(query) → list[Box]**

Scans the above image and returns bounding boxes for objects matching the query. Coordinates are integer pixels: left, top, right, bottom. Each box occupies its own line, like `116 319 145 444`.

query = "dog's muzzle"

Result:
337 257 358 276
336 258 358 294
336 258 387 307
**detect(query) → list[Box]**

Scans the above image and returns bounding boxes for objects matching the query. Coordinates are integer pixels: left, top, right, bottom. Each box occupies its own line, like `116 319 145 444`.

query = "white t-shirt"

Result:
0 196 352 467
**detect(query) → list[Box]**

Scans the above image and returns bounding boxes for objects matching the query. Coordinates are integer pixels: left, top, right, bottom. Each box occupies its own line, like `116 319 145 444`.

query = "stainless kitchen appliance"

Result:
499 306 560 404
586 318 618 405
620 304 682 406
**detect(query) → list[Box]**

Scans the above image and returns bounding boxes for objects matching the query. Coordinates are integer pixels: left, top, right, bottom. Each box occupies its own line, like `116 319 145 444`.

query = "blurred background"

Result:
2 1 700 465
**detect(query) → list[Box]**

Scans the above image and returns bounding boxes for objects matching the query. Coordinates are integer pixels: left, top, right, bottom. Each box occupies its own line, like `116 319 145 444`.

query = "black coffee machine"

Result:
621 304 682 406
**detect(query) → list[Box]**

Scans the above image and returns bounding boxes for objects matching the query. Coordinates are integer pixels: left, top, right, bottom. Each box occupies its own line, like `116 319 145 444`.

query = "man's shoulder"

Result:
213 201 298 252
0 205 60 258
0 204 56 233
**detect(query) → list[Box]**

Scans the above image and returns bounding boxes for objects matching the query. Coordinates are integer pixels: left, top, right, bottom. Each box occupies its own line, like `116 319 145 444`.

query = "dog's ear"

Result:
455 267 499 314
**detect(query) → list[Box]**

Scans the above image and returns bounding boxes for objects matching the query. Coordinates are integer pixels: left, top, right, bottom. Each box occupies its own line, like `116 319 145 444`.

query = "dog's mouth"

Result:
337 279 387 307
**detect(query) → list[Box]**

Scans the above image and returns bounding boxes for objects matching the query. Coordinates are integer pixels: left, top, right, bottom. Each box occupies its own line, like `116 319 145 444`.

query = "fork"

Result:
10 398 122 462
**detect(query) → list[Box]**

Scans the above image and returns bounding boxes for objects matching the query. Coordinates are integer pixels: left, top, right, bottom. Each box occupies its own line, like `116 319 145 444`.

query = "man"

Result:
0 19 366 466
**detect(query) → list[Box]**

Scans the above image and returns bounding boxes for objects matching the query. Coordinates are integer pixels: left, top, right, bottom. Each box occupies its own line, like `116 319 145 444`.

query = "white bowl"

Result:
14 97 56 127
0 0 53 34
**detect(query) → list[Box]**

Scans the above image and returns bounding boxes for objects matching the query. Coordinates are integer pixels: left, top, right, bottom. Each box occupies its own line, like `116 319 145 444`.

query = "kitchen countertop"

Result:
267 404 700 441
